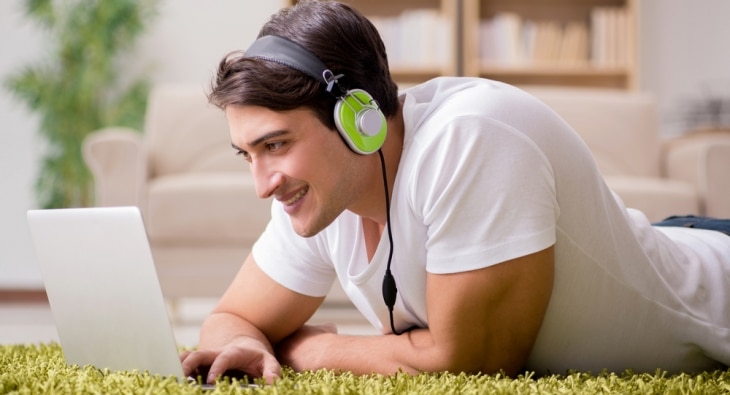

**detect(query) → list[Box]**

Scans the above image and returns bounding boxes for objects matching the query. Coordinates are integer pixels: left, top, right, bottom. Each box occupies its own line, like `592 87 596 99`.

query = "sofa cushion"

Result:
605 176 699 222
145 172 271 244
524 86 662 178
144 84 241 177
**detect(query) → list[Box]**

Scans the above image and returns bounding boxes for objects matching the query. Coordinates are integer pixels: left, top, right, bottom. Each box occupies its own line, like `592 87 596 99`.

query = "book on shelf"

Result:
369 9 452 71
559 21 590 67
479 7 630 69
590 6 631 68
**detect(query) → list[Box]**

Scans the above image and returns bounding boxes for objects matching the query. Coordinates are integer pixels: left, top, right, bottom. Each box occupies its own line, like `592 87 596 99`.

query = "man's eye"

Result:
235 150 251 161
267 142 284 151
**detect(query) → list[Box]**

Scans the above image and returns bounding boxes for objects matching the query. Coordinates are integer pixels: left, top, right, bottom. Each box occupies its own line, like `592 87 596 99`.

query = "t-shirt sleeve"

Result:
411 115 558 274
252 200 336 297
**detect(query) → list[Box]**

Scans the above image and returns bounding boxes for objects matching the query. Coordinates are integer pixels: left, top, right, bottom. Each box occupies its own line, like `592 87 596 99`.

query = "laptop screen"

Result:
27 206 184 377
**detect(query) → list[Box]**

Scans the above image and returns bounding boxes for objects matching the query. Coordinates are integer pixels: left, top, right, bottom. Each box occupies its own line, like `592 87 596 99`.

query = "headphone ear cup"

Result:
334 89 387 154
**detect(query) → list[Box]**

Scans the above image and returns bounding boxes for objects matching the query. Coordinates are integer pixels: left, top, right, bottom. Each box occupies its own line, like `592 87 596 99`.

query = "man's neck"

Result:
348 103 405 226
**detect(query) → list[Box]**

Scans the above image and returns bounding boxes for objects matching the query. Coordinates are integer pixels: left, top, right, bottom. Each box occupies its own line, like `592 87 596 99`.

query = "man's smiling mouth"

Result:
284 186 309 206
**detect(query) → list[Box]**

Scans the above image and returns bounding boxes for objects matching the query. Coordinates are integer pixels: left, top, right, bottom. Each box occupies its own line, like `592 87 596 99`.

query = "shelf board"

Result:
478 64 631 77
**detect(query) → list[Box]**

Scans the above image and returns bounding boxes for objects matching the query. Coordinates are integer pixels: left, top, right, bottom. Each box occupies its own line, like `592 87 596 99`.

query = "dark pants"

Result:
653 215 730 237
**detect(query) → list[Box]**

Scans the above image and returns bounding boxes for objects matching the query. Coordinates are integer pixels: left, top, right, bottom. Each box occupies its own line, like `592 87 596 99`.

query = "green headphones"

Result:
244 35 387 155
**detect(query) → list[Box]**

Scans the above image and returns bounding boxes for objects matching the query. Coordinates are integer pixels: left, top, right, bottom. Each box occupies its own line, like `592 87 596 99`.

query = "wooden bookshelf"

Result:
462 0 638 89
285 0 638 89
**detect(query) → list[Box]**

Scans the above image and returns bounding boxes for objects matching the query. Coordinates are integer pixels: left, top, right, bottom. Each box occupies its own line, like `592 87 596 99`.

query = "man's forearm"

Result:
199 311 275 354
276 326 451 375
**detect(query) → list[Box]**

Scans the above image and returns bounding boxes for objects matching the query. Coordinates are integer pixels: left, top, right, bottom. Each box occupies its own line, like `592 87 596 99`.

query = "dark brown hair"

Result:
208 0 399 131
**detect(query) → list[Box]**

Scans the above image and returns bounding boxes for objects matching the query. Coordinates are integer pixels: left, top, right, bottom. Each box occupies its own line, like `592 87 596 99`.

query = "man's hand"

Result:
275 323 338 371
180 335 281 384
182 254 325 384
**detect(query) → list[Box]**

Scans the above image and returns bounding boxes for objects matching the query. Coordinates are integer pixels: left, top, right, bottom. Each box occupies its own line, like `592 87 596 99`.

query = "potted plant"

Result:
4 0 157 208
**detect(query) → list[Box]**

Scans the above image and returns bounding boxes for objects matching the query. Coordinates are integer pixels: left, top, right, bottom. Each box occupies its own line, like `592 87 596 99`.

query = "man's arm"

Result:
276 246 554 376
180 253 325 383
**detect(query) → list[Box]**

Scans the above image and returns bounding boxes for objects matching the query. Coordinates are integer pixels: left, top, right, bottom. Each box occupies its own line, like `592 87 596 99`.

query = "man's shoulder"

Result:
402 76 512 101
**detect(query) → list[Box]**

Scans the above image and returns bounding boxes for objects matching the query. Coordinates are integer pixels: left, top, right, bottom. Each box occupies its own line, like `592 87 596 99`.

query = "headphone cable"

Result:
377 149 405 336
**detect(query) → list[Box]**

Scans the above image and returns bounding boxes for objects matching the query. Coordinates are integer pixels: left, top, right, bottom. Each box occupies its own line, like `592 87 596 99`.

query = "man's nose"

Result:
251 162 284 199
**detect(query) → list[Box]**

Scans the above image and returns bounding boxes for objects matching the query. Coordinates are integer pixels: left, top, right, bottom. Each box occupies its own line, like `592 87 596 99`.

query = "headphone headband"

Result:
245 35 344 94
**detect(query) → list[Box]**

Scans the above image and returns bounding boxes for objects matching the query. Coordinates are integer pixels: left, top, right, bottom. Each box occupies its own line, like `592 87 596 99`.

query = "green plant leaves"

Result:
4 0 158 208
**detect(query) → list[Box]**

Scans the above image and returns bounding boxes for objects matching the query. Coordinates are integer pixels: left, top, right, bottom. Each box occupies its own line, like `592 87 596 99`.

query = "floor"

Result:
0 291 377 348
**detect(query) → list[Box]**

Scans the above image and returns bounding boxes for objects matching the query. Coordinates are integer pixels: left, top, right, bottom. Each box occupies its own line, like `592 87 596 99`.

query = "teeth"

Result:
285 186 308 205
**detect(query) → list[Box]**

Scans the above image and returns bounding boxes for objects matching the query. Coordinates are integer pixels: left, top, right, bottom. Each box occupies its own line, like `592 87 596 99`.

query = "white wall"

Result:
639 0 730 137
0 0 281 288
2 0 730 287
1 1 46 288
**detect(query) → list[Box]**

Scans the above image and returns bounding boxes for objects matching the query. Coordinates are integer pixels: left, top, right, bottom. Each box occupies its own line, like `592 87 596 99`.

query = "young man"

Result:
181 0 730 384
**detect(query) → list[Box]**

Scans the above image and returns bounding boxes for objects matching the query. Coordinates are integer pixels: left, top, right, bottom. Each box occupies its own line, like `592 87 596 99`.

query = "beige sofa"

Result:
83 84 730 304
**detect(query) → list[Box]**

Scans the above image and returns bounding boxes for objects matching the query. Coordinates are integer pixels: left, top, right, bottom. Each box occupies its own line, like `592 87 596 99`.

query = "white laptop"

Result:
27 206 185 378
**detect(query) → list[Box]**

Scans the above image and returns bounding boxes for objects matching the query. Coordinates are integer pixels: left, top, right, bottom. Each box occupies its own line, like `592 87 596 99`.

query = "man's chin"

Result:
294 228 318 238
289 219 319 238
289 216 335 238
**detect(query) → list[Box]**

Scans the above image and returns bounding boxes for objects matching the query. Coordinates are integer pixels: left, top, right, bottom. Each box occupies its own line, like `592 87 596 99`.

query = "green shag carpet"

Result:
2 343 729 394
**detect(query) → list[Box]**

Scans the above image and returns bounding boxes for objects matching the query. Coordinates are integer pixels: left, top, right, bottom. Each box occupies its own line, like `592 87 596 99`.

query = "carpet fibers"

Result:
2 343 729 394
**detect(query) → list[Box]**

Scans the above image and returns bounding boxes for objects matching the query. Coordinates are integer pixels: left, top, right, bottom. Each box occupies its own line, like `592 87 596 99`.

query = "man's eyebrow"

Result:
231 130 289 151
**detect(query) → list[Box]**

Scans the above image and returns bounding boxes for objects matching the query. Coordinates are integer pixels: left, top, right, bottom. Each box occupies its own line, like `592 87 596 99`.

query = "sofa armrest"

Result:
663 133 730 217
82 127 147 209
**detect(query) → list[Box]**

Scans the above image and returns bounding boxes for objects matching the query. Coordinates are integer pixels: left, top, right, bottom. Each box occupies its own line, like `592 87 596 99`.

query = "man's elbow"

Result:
425 342 529 377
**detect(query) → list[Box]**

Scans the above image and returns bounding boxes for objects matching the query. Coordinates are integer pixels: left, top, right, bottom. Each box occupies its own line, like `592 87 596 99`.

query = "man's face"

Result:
227 105 367 237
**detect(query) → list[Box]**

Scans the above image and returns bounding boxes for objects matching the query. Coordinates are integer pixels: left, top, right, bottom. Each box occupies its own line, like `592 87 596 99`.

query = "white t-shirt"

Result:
252 77 730 374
